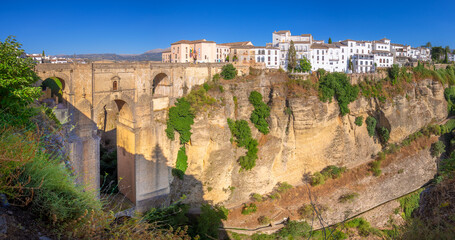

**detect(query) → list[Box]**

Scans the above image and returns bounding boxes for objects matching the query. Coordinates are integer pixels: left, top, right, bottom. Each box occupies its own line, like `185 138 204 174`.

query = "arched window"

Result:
113 81 118 91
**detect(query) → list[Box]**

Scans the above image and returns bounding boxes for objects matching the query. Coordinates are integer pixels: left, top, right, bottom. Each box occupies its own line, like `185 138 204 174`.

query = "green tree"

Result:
318 72 359 115
225 55 229 62
328 37 332 44
0 36 42 125
42 50 45 57
348 57 353 72
389 64 400 85
287 40 297 71
249 91 270 134
366 116 377 137
299 57 312 73
220 64 237 80
425 42 432 48
431 46 445 62
431 141 446 157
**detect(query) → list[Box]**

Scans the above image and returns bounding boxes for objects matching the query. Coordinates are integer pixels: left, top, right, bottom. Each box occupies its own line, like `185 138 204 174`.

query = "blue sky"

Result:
1 0 454 55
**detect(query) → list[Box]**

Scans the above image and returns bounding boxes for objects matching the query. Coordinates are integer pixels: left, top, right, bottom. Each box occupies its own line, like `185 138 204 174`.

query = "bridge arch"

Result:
95 95 136 202
151 72 172 96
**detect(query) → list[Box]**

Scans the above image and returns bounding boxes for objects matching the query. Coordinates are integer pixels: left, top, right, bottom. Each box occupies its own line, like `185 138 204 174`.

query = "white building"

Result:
255 46 280 69
271 30 316 69
352 54 374 73
310 43 347 73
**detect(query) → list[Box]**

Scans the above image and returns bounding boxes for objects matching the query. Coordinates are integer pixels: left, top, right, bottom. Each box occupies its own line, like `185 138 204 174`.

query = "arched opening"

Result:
39 77 66 107
152 73 171 96
97 99 135 204
113 81 118 91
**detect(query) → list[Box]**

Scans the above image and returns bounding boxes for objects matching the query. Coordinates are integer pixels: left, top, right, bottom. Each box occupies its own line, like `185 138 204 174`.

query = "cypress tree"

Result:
287 40 297 71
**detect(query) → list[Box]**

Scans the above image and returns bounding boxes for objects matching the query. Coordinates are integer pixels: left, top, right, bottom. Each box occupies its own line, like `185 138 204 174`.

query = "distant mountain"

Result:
55 48 169 62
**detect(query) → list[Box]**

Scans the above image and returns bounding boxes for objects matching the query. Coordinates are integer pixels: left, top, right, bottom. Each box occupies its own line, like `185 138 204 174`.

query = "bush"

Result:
318 72 359 116
338 192 359 203
444 87 455 115
366 116 377 137
310 165 346 186
212 73 221 82
220 64 237 80
227 119 258 171
431 141 446 157
166 98 195 144
398 189 423 220
241 203 257 215
345 218 379 237
389 64 400 85
370 160 382 177
185 86 216 112
251 193 263 202
258 216 271 225
172 146 188 179
354 116 363 126
248 91 271 134
196 204 228 239
277 221 311 239
277 182 292 193
378 126 390 144
298 204 314 219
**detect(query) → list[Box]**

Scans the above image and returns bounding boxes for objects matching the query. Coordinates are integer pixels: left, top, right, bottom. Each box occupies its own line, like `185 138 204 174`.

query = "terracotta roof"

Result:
274 30 290 34
310 44 329 49
380 38 390 41
171 39 215 45
162 50 171 53
219 41 253 47
372 50 391 54
391 43 404 47
293 41 311 44
300 34 312 37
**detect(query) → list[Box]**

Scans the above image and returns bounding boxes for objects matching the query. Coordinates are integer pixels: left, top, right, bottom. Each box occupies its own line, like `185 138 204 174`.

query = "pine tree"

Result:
287 40 297 71
328 38 332 44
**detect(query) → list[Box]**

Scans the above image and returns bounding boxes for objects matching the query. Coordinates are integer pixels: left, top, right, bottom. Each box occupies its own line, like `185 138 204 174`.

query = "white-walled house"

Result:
352 54 374 73
271 30 316 69
255 46 280 69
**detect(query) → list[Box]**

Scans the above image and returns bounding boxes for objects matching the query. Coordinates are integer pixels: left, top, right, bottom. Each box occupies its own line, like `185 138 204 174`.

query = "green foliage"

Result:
287 40 297 70
195 204 229 240
378 126 390 144
0 129 101 226
431 46 445 62
252 193 263 202
172 146 188 179
41 77 63 102
328 37 332 44
220 64 237 80
166 98 194 144
241 203 257 215
310 165 346 186
369 159 382 177
257 216 271 225
398 189 423 220
444 86 455 115
144 196 190 229
0 36 42 126
277 182 292 193
227 118 258 171
431 141 446 157
212 73 221 82
338 192 359 203
318 72 359 115
298 57 312 73
345 218 380 237
277 221 311 239
366 116 377 137
297 204 326 220
270 192 281 200
248 91 270 134
100 146 118 193
354 116 363 126
185 86 216 112
388 64 400 85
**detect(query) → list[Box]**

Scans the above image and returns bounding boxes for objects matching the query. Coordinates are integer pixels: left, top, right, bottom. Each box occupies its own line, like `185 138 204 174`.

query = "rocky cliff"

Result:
161 74 446 212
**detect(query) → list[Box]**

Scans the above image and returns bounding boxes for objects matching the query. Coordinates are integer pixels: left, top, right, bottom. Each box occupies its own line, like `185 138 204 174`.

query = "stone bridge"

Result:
35 62 225 210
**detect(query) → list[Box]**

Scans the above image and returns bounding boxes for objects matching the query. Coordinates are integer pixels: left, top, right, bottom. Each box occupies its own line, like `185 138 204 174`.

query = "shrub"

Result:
248 91 271 134
270 192 281 200
344 218 380 237
258 216 271 225
399 189 423 220
212 73 221 82
298 204 314 219
310 165 346 186
355 116 363 126
431 141 446 157
277 182 292 193
389 64 400 85
318 72 359 116
241 203 257 215
185 86 216 113
378 126 390 144
196 204 229 239
366 116 377 137
370 160 382 176
277 221 311 239
227 118 258 170
166 98 195 144
252 193 263 202
220 64 237 80
172 146 188 179
338 192 359 203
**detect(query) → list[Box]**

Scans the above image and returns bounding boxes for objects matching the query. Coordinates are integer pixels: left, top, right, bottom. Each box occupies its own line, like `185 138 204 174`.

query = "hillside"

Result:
55 48 167 61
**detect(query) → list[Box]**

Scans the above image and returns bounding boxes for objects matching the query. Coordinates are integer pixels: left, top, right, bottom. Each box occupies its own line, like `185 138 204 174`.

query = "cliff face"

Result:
163 75 446 208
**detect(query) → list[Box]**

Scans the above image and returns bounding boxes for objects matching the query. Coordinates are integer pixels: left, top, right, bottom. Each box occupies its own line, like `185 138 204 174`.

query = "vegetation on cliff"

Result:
227 118 259 170
318 72 359 116
220 63 238 80
248 91 271 134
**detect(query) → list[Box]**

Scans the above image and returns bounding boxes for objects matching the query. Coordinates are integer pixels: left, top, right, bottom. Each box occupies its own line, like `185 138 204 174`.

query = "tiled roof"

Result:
274 30 290 34
171 39 216 45
300 34 312 37
293 41 311 44
310 44 329 49
219 41 253 47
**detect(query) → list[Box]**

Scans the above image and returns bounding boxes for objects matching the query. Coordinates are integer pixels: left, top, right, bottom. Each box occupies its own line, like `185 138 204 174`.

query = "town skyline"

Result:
1 0 454 55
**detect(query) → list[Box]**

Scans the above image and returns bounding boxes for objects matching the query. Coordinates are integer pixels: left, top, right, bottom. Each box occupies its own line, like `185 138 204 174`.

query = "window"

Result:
113 81 118 91
257 57 261 62
268 56 270 61
322 56 324 61
268 50 271 55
